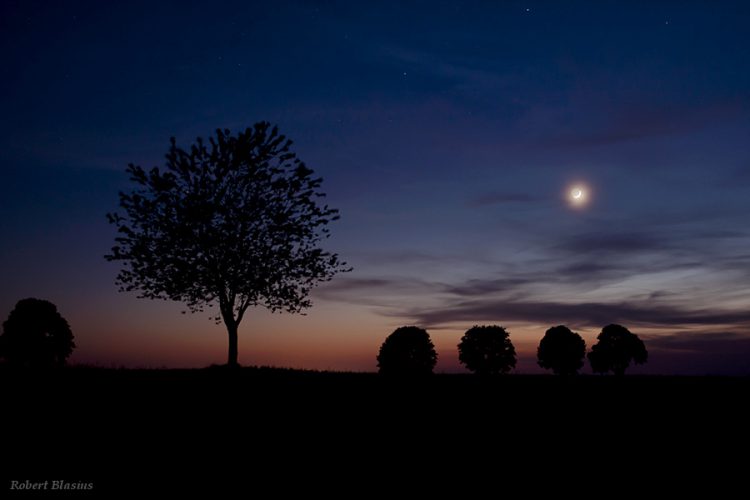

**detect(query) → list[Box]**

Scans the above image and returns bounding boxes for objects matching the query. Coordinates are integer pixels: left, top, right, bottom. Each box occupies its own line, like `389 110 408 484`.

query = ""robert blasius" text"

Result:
9 480 94 491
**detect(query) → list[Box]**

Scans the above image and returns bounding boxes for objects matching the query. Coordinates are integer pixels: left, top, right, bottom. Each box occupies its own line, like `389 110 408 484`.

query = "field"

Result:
3 367 749 495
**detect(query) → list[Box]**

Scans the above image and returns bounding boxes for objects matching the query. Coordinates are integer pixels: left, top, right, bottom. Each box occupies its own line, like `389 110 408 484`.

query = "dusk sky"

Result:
2 1 750 374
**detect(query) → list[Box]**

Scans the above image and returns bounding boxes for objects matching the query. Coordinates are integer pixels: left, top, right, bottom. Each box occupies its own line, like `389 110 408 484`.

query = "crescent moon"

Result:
573 189 582 199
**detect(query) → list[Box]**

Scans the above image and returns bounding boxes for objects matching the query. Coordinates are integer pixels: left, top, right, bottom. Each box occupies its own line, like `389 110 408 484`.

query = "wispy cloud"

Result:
313 276 438 306
396 298 750 330
522 91 745 150
381 45 517 97
442 278 533 297
556 231 669 255
467 192 538 207
644 331 750 351
642 330 750 375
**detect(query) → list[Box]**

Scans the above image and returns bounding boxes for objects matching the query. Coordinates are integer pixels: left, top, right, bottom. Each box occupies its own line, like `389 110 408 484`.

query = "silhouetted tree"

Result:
458 325 516 375
377 326 437 376
106 123 349 367
537 325 586 376
588 324 648 376
0 298 75 367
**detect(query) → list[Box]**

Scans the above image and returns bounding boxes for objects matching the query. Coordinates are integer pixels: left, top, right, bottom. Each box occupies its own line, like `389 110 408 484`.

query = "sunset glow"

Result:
2 2 750 375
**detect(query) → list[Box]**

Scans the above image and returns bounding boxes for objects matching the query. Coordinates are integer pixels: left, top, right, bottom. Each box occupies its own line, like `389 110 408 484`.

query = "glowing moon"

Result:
568 184 588 207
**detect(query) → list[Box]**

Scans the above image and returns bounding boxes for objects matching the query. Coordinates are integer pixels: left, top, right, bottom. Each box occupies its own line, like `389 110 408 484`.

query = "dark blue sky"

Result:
2 1 750 373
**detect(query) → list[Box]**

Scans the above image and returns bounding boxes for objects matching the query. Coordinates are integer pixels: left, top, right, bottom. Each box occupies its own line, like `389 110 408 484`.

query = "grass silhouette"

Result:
2 366 746 494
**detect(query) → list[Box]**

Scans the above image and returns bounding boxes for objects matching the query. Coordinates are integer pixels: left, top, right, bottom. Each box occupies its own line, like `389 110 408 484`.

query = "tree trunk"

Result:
226 321 239 367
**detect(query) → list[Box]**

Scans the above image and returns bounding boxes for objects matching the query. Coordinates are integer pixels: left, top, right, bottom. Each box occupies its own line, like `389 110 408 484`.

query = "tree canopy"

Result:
537 325 586 376
0 298 75 367
106 123 348 366
458 325 517 375
588 324 648 376
377 326 437 376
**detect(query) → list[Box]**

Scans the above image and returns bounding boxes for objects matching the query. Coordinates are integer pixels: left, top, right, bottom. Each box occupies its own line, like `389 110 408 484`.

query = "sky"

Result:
1 1 750 374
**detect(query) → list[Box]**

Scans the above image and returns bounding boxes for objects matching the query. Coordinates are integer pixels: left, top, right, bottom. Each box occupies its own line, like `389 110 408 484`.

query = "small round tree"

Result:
0 298 75 367
537 325 586 376
588 324 648 376
377 326 437 376
458 325 516 375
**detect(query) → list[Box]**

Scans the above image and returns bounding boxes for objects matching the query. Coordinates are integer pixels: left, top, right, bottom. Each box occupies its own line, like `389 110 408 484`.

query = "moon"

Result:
568 184 588 207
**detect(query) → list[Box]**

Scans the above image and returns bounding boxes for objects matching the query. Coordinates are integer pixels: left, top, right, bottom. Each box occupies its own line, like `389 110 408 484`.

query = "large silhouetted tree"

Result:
458 325 516 375
106 123 348 367
588 324 648 376
537 325 586 376
377 326 437 376
0 298 75 367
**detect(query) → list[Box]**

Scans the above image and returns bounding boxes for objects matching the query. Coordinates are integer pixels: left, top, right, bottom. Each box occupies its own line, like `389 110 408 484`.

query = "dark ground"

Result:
2 367 748 496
